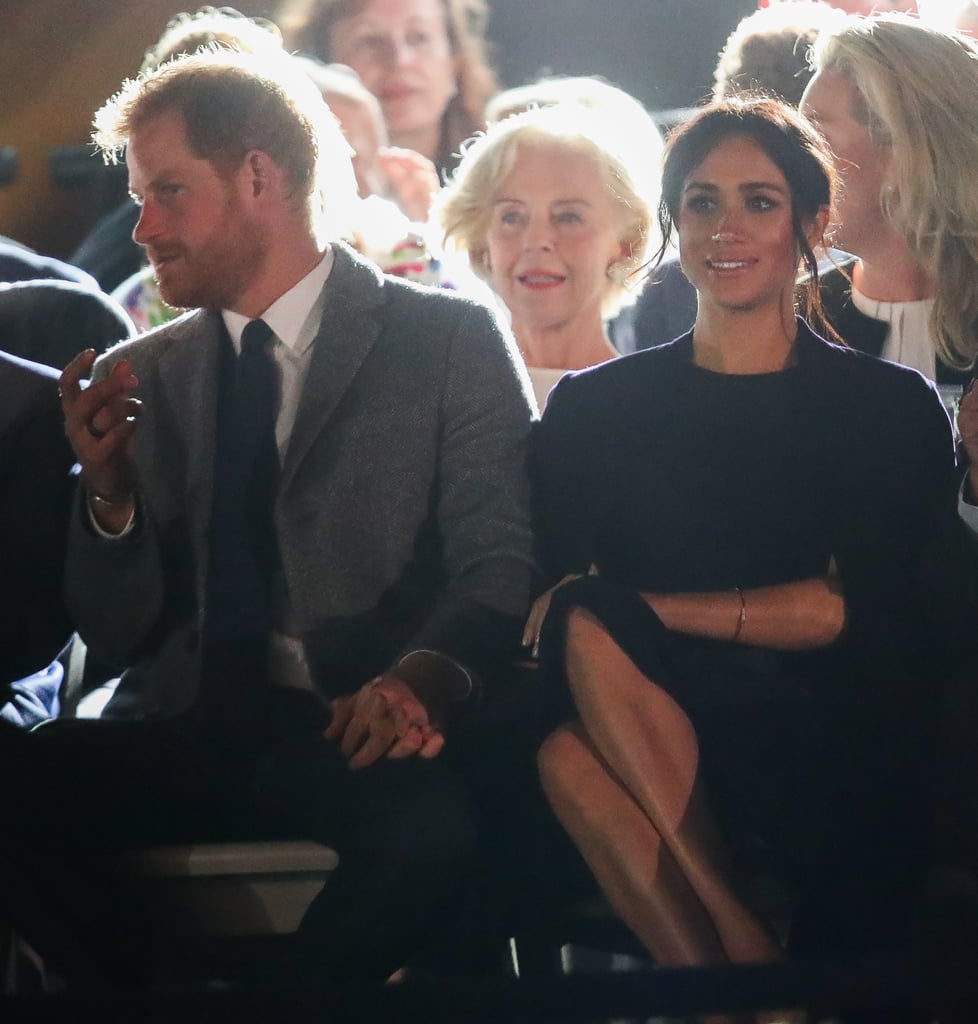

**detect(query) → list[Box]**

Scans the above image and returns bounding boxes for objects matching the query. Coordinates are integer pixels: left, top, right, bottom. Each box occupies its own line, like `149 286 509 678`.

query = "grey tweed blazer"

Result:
66 242 536 720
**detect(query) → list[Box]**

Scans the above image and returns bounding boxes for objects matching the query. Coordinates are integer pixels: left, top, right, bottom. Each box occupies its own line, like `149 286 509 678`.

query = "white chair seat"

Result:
124 841 339 937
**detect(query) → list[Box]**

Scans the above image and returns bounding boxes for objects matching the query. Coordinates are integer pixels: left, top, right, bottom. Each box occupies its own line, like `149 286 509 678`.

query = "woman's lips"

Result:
517 272 565 289
706 258 756 273
380 83 418 102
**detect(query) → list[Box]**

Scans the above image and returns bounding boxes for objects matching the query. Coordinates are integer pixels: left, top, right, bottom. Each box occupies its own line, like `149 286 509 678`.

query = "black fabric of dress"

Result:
532 320 967 888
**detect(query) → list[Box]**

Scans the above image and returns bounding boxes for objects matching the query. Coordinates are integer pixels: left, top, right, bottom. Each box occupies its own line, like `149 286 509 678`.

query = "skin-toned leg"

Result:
538 723 755 1024
559 605 781 968
538 722 727 965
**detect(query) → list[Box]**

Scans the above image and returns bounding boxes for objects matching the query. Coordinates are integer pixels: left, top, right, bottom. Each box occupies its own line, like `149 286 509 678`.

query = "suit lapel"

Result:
281 244 386 491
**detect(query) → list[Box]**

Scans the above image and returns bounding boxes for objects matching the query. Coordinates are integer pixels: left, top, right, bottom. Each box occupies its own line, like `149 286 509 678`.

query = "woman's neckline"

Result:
681 321 807 378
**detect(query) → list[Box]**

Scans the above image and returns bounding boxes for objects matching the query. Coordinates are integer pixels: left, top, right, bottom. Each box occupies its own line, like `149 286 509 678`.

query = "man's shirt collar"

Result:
222 246 334 354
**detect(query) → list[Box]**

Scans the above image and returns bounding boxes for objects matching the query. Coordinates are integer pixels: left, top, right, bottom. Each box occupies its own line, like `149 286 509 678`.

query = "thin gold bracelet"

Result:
731 587 747 643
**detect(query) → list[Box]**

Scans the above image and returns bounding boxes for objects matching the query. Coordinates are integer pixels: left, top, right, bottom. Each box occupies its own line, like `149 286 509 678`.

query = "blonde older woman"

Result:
436 102 660 410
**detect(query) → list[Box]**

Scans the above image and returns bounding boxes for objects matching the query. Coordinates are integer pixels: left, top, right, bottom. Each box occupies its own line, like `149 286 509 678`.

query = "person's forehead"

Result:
691 135 785 177
127 109 193 161
125 109 214 186
802 70 857 122
339 0 447 27
823 1 916 11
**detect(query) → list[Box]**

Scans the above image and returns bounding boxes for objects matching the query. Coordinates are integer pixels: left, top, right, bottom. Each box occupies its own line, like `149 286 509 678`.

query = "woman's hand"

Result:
523 566 597 656
326 675 444 769
378 146 439 223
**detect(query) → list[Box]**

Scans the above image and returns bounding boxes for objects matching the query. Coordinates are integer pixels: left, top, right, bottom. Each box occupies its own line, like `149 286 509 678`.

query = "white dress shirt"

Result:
222 247 334 458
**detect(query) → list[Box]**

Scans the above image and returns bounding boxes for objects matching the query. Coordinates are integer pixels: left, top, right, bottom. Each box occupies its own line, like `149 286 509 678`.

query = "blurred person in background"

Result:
297 57 439 222
801 14 978 389
278 0 498 178
918 0 978 34
716 1 847 107
762 0 917 12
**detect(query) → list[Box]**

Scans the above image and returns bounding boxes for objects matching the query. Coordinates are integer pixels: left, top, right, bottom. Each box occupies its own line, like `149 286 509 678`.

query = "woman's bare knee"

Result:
537 722 593 800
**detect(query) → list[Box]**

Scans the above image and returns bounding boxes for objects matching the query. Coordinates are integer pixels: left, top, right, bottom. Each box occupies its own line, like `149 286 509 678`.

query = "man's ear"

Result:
243 150 275 199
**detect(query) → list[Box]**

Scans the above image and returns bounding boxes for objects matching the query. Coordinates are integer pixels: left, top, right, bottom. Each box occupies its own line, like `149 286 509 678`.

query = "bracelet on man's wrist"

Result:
88 488 135 509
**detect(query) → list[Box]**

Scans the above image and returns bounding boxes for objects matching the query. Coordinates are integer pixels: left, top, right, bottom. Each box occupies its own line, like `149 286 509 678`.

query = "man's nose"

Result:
132 200 160 245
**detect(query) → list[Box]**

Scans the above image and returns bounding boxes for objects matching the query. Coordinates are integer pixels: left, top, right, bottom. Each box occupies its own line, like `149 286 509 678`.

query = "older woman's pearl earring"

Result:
606 260 630 285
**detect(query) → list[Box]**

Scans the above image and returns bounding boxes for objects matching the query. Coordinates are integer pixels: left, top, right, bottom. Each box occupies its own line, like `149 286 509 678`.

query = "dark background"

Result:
487 0 756 110
0 0 755 257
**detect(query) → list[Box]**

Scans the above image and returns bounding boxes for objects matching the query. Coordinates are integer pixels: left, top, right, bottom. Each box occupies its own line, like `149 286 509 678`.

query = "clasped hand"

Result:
523 565 598 656
326 675 445 769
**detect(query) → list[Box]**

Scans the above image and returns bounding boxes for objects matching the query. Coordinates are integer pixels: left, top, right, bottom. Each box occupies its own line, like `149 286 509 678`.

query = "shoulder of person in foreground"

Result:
0 279 136 368
0 349 76 684
0 347 60 397
0 349 71 475
0 235 101 291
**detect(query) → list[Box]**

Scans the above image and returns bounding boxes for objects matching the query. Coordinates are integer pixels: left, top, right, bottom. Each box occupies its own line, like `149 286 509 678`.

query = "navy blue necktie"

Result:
237 318 280 583
199 319 281 737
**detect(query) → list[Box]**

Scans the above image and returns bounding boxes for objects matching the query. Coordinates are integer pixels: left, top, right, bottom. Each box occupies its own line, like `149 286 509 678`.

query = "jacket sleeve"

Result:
399 300 537 685
62 349 178 671
832 367 976 679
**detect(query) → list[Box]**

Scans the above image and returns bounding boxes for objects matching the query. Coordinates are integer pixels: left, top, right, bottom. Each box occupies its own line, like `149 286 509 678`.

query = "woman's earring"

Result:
606 260 629 285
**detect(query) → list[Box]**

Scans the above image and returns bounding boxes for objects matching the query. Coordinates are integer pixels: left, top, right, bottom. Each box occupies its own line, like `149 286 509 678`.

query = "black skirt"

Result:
538 575 927 883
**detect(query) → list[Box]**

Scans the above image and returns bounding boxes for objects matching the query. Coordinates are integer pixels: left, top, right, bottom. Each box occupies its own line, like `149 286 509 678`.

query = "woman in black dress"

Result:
528 97 963 981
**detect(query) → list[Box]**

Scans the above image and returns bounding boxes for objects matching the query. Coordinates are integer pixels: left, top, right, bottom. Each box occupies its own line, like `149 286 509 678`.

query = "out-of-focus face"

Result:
821 1 916 12
800 68 890 258
129 108 266 312
328 0 458 147
676 134 810 314
326 92 388 197
924 0 978 35
485 141 629 346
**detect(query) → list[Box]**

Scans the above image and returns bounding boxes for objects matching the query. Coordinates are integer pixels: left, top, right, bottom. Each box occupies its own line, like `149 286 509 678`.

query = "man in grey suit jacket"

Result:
1 49 535 986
